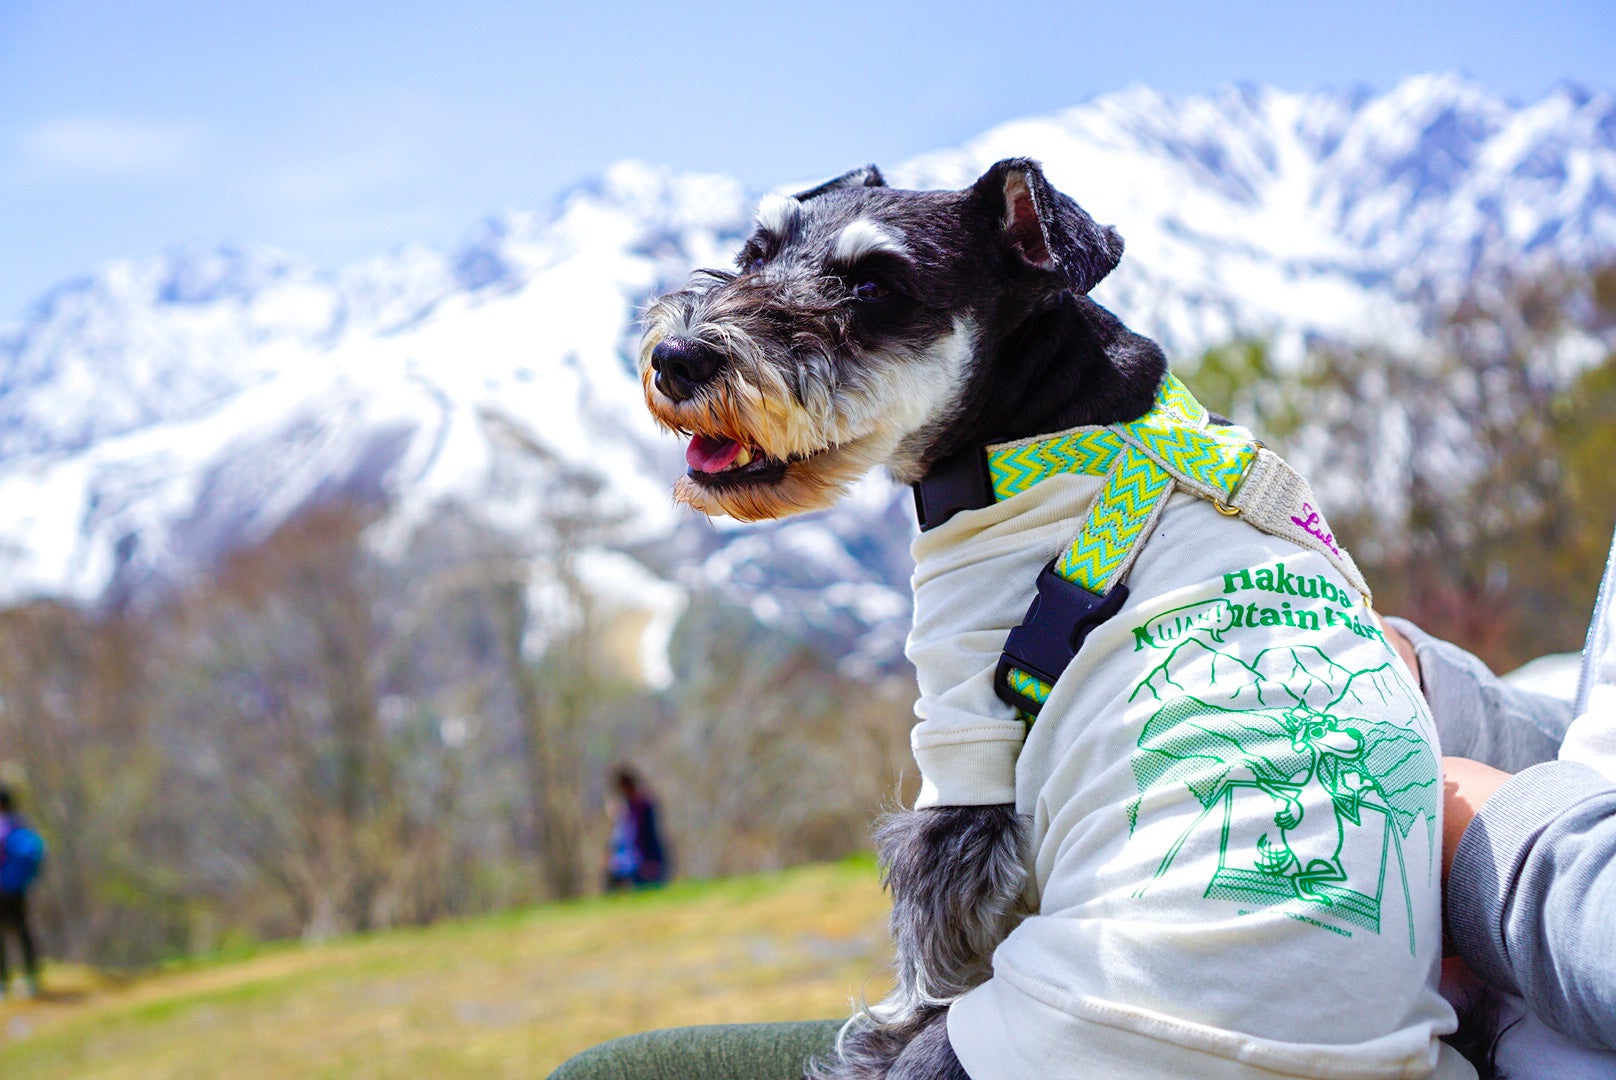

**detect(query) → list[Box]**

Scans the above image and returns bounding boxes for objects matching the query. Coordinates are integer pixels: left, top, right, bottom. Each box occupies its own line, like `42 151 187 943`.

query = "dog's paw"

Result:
810 807 1022 1079
808 1008 967 1080
876 804 1029 1010
806 1015 912 1080
888 1009 970 1080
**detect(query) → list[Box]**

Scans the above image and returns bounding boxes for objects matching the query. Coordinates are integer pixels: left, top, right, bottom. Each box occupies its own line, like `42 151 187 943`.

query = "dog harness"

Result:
913 375 1372 718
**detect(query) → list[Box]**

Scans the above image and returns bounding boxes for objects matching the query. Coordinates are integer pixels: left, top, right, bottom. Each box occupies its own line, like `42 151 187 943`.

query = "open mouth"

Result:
684 433 793 487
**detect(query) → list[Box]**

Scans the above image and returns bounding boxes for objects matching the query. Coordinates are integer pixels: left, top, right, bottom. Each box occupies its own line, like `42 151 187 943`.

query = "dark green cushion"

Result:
548 1019 845 1080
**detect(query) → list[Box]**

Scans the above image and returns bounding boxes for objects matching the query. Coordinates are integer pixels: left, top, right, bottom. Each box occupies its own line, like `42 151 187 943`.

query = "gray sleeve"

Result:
1385 616 1572 772
1447 760 1616 1050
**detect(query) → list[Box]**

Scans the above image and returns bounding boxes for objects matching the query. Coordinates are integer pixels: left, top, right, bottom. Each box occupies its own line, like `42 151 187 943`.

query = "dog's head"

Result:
639 158 1125 521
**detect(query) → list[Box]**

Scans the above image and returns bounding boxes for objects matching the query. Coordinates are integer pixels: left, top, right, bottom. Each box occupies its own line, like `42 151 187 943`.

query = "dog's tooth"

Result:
732 446 753 468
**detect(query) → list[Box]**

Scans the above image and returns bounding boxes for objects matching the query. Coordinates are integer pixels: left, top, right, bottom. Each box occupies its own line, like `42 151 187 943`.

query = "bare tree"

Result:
1192 264 1616 670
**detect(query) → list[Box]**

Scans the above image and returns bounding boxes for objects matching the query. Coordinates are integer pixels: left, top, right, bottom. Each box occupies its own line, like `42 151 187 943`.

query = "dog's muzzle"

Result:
649 336 723 403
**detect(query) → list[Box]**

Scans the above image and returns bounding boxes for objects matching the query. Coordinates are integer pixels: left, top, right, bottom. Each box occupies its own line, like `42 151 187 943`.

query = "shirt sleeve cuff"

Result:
910 719 1026 808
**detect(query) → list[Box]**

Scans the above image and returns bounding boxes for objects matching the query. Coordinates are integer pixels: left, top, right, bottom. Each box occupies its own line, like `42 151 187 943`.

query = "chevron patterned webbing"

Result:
992 375 1255 718
1004 666 1054 705
982 374 1252 505
1123 421 1256 500
1054 445 1172 592
987 428 1121 501
1152 373 1207 424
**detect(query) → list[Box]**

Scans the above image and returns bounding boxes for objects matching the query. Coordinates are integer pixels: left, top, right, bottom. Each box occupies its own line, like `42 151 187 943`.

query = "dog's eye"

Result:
851 279 887 300
745 256 766 273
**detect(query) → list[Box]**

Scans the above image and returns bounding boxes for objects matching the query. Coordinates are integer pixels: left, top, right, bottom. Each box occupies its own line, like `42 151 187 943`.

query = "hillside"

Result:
0 860 891 1080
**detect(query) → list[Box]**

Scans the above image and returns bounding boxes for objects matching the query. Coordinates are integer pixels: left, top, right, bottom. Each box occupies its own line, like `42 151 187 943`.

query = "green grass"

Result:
0 857 893 1079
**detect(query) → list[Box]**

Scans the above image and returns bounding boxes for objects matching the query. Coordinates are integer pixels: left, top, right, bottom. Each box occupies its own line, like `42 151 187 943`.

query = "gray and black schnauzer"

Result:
638 157 1504 1080
639 158 1163 1080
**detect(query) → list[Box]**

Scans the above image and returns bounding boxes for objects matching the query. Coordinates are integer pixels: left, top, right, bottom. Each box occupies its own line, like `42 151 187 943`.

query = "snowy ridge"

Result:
1 75 1614 675
903 74 1616 350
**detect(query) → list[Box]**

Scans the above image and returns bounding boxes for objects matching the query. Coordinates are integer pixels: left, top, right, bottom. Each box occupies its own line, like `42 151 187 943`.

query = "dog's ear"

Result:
794 164 886 202
971 158 1123 294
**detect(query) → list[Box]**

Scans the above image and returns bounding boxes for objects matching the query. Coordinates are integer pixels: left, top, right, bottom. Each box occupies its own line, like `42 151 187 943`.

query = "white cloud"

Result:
18 116 203 177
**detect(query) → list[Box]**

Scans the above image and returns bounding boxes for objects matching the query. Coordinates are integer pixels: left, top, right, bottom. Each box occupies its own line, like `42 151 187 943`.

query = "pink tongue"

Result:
686 434 743 472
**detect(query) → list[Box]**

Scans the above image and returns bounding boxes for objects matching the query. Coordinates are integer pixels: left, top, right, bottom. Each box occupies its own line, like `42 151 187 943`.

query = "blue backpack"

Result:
0 826 45 894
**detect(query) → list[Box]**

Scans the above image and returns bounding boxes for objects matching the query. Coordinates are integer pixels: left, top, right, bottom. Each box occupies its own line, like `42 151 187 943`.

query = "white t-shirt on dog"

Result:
907 471 1474 1080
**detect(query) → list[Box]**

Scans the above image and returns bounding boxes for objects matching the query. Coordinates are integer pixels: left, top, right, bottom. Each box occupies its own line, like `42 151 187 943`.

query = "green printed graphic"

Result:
1125 573 1438 952
1132 599 1236 651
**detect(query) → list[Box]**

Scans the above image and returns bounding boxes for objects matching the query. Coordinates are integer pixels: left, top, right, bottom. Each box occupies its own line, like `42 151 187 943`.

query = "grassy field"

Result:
0 857 893 1079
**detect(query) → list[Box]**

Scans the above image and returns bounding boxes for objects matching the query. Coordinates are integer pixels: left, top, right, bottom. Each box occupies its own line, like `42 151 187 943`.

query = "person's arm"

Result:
1385 616 1572 772
1445 758 1616 1049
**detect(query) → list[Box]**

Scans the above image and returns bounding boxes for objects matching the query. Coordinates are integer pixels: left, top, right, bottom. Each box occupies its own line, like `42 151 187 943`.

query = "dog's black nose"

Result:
650 337 722 402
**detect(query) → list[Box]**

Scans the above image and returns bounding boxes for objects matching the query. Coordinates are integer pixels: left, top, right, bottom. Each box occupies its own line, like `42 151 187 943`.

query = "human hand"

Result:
1441 756 1511 879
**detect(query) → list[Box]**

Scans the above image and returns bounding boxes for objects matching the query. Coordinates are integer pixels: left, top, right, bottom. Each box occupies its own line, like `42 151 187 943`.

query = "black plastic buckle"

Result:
995 561 1130 716
911 446 994 532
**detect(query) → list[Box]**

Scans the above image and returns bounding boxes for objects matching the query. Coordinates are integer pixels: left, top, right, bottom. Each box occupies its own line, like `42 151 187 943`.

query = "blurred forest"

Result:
0 263 1612 968
1194 262 1616 667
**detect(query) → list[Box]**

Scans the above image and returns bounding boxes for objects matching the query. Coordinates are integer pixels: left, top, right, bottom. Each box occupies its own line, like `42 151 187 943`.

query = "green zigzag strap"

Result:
989 375 1261 714
987 377 1255 495
988 427 1120 502
987 376 1258 588
1054 442 1173 592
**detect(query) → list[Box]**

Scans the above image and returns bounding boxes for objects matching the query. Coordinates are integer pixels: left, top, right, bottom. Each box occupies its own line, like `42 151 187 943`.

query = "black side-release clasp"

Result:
911 446 994 532
995 560 1129 716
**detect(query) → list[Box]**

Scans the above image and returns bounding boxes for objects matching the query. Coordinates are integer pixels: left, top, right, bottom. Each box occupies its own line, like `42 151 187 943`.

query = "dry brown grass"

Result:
0 858 892 1079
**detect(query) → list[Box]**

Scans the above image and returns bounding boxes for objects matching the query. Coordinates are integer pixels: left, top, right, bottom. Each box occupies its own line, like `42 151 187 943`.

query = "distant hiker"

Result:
603 766 668 891
0 787 45 999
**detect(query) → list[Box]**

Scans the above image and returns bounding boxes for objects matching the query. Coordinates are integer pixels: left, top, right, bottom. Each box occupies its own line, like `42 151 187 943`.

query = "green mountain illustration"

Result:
1125 635 1439 948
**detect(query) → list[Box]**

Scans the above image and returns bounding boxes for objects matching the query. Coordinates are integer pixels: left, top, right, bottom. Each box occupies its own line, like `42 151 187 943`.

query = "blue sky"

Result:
1 1 1613 323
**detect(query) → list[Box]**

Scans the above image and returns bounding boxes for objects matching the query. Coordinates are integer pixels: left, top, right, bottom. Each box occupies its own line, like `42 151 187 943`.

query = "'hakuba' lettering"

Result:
1222 562 1352 609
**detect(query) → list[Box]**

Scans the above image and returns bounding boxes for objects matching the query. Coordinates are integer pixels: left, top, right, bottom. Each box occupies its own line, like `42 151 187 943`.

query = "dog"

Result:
640 160 1472 1080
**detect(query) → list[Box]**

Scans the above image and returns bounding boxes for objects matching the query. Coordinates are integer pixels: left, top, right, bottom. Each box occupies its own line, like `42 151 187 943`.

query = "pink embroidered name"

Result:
1291 503 1341 556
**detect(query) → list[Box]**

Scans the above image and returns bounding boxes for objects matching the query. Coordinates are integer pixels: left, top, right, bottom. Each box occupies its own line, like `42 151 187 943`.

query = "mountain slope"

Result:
1 75 1612 672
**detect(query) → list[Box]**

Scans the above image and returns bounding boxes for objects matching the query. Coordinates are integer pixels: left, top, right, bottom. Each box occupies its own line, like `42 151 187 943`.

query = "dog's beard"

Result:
641 314 974 522
640 355 900 522
673 453 870 521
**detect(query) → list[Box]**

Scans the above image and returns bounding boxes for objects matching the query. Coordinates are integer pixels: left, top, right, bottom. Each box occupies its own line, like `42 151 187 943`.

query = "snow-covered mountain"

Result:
898 74 1616 349
2 74 1613 674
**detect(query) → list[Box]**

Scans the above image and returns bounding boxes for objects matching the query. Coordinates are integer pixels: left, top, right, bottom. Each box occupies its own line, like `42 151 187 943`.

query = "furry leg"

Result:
878 805 1030 1012
809 1009 938 1080
810 805 1029 1080
810 1007 971 1080
888 1008 971 1080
